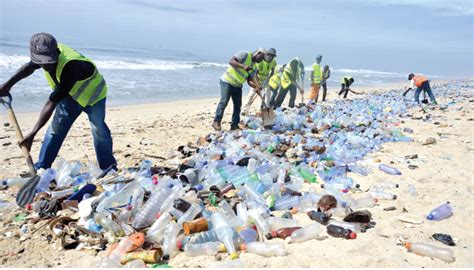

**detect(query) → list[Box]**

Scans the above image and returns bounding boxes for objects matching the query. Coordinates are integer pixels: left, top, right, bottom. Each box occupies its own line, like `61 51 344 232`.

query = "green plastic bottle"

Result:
299 168 318 183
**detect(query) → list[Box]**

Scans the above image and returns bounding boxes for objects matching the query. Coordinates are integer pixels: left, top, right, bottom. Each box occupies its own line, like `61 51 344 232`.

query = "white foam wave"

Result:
0 53 227 71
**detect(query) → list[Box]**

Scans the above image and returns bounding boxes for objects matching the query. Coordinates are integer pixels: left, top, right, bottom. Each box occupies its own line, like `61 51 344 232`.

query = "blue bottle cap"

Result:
426 214 434 220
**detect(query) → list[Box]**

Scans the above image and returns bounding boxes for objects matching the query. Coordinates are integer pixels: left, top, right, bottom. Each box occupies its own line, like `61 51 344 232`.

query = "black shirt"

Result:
29 60 95 103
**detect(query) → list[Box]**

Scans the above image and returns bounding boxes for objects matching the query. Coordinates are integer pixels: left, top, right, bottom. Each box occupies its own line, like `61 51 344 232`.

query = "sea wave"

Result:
0 53 227 71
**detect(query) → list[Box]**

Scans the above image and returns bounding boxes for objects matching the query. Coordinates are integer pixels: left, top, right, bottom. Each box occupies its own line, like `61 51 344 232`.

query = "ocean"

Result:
0 37 412 112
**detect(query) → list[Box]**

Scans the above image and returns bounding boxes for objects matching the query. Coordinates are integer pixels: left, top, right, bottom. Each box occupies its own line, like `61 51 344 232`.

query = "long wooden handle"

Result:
6 108 36 175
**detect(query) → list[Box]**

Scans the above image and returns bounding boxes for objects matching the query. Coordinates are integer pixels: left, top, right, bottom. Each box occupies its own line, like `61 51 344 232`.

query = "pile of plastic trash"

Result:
2 82 471 267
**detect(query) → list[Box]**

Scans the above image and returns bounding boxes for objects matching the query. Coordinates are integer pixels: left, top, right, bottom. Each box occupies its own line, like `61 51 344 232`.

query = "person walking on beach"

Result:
338 76 356 99
212 48 265 131
403 73 437 105
242 48 277 115
274 58 305 108
307 55 323 104
0 33 117 171
320 65 330 102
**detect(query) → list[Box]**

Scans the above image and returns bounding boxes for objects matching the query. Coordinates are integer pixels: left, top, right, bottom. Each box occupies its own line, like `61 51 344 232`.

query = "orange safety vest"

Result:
413 75 428 87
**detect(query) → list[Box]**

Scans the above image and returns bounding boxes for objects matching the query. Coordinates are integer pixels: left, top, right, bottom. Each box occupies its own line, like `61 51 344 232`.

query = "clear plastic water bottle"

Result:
287 223 323 243
162 222 180 259
370 190 397 200
405 242 455 262
211 211 238 259
177 202 201 225
132 184 175 229
243 242 287 257
184 242 220 257
427 202 453 221
349 196 378 209
248 209 271 239
94 212 124 237
274 195 300 210
36 168 57 193
267 217 300 232
0 178 29 189
378 164 401 175
146 212 172 243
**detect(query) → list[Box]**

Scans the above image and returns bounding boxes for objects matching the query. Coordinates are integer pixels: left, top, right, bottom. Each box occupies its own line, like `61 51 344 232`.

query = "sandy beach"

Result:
0 80 473 268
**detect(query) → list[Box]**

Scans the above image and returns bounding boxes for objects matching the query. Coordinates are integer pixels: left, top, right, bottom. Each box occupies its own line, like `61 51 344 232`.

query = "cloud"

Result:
364 0 474 16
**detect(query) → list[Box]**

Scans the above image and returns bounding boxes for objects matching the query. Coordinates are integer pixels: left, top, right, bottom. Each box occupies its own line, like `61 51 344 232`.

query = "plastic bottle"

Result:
211 212 239 259
99 235 134 267
267 217 300 231
236 202 249 227
326 206 351 218
238 228 258 243
298 168 317 183
132 184 174 229
273 195 300 210
239 185 265 204
378 164 401 175
121 250 161 265
248 209 271 239
287 223 324 243
307 210 330 225
243 242 287 257
96 181 145 215
124 260 146 268
36 168 57 193
427 202 453 221
184 242 220 257
183 217 209 235
177 202 201 225
372 182 399 189
162 222 180 259
326 224 357 239
94 212 124 237
328 220 365 233
217 200 243 228
1 177 29 189
408 184 418 197
56 161 82 188
50 186 78 199
146 212 172 243
181 228 242 247
349 196 378 209
270 227 302 239
405 242 455 262
247 158 257 173
370 190 397 200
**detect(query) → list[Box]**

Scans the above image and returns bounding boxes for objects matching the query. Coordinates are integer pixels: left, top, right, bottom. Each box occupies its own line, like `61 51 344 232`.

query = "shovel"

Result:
0 94 41 207
251 76 275 129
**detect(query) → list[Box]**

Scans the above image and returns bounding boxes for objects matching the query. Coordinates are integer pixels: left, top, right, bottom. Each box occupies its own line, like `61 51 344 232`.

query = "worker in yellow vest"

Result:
242 48 277 115
320 65 330 102
213 48 265 131
274 58 305 108
307 55 323 104
403 73 437 105
338 76 356 99
267 64 284 107
0 33 117 171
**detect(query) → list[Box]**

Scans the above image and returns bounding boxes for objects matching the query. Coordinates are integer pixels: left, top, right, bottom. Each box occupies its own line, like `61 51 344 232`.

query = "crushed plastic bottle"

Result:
184 242 220 257
378 164 401 175
287 223 324 243
427 202 453 221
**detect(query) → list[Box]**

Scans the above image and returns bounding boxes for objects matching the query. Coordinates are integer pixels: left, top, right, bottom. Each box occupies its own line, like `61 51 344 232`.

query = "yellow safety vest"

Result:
341 76 353 85
281 60 301 89
256 58 277 83
268 70 281 90
44 43 107 107
311 63 322 84
221 52 254 87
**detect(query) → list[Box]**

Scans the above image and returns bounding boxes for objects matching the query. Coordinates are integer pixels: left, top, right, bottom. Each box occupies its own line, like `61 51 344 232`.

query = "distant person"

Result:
338 76 356 99
275 58 305 108
403 73 437 105
212 48 265 131
243 48 277 115
0 33 117 171
307 55 323 104
320 65 330 102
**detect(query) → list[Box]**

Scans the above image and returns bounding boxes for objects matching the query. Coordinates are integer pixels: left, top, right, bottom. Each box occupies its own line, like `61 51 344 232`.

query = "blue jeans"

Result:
214 80 242 127
415 81 436 104
35 96 117 170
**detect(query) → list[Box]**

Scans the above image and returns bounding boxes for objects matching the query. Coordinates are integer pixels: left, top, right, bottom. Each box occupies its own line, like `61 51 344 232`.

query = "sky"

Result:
0 0 473 77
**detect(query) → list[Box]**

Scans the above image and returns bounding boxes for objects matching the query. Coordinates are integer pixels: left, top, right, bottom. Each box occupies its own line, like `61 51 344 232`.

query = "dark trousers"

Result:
275 83 297 108
321 82 327 101
338 84 349 98
214 80 242 127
